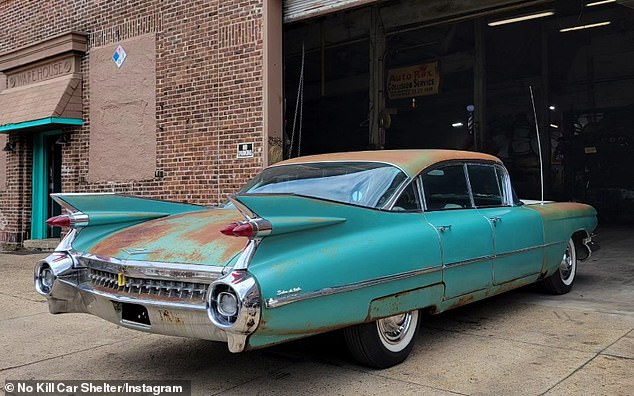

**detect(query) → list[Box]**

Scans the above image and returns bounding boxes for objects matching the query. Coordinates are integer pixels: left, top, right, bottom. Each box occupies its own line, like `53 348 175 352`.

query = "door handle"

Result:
489 217 502 226
437 225 452 232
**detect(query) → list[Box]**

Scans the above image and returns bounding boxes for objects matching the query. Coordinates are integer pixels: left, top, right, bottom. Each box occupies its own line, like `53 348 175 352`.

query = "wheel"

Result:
344 310 419 368
542 237 577 295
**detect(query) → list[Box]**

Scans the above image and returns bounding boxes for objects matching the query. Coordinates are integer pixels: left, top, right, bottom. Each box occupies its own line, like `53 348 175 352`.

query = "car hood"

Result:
82 208 246 266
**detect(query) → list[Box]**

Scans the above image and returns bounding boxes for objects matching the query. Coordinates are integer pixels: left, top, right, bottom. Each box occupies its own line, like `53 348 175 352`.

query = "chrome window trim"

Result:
418 161 475 212
382 176 414 211
465 162 510 208
384 177 422 212
267 160 409 177
463 162 476 209
74 252 224 283
265 241 561 309
417 160 512 212
496 164 516 206
249 161 410 210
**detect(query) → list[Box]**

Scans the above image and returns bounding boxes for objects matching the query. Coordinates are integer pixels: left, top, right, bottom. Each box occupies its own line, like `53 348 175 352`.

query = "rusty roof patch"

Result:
271 150 501 177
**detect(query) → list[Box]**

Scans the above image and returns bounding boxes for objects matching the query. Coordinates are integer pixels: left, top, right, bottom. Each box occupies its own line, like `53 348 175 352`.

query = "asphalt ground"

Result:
1 225 632 395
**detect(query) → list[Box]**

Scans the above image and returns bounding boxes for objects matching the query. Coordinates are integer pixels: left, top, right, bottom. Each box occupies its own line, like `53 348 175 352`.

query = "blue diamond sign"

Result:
112 45 127 68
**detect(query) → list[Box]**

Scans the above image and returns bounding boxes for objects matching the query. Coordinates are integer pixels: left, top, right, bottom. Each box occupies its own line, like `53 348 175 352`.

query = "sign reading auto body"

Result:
387 62 439 100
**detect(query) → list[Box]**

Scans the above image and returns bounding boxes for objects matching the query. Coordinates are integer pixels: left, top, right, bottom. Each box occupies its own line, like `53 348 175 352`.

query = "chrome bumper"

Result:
34 252 261 353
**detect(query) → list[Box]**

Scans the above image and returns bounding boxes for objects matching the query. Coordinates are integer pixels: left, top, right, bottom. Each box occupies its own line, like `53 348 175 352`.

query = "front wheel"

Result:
542 237 577 295
344 310 419 368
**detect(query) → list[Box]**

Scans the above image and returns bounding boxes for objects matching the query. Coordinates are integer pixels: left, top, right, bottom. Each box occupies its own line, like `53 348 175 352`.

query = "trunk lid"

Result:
79 207 246 266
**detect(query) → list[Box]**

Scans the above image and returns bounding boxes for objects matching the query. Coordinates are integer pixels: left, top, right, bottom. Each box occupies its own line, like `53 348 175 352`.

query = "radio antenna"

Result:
529 85 544 205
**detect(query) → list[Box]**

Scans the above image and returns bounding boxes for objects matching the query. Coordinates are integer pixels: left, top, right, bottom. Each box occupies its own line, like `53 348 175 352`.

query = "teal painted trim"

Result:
30 130 65 239
31 133 47 239
0 117 83 133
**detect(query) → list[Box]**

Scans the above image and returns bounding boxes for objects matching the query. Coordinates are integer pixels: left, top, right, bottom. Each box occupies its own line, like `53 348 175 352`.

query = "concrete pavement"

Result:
1 226 632 395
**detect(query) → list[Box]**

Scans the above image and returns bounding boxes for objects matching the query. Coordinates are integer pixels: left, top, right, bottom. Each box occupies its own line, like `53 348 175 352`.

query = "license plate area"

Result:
120 302 151 327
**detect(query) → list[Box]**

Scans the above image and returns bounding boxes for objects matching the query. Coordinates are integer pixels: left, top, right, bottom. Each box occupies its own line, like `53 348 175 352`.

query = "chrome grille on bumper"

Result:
75 255 224 305
89 268 209 303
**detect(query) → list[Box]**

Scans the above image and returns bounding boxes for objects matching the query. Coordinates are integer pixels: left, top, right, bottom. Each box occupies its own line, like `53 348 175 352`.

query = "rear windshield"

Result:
239 162 408 209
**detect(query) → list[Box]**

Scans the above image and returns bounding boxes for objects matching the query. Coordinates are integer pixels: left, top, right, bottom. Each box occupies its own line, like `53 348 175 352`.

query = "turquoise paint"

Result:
235 194 443 338
266 216 346 235
31 130 70 239
249 272 444 345
53 194 205 216
368 284 444 320
476 206 544 284
31 133 47 239
0 117 83 133
424 209 494 298
56 194 213 260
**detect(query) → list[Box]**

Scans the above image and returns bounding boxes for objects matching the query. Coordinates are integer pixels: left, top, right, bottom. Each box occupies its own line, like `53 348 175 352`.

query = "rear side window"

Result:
421 164 472 210
392 182 421 212
467 164 503 207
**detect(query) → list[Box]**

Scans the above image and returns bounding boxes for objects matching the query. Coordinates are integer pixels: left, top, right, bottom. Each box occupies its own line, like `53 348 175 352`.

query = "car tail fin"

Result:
220 194 347 238
48 193 206 229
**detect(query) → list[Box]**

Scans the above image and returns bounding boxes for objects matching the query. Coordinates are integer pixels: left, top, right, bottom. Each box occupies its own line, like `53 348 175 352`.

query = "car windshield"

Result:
238 162 408 208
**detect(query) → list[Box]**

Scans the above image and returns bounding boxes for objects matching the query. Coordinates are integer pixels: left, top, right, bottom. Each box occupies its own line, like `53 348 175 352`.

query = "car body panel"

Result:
238 194 443 310
476 206 545 284
35 150 599 360
81 208 246 265
424 209 494 298
524 201 597 278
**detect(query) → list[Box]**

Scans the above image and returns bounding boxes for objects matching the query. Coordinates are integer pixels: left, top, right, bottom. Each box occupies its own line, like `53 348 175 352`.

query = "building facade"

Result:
2 0 634 247
0 0 283 246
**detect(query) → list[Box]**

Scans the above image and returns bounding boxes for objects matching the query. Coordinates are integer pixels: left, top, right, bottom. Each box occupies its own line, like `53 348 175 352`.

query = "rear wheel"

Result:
344 310 419 368
542 237 577 294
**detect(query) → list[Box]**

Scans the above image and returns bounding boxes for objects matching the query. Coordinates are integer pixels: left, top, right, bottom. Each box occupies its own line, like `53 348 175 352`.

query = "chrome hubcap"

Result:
559 240 576 285
377 312 412 345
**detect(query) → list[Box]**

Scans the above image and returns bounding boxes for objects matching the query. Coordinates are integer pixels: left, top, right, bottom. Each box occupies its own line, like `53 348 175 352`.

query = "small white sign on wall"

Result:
112 45 127 68
237 143 254 158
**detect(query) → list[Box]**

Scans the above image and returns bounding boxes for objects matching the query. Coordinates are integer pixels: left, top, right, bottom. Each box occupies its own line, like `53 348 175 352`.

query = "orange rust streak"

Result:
180 211 246 264
272 150 500 177
90 221 175 257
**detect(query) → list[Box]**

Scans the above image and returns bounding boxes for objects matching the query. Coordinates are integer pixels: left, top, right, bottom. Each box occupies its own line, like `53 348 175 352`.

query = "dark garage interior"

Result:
283 0 634 222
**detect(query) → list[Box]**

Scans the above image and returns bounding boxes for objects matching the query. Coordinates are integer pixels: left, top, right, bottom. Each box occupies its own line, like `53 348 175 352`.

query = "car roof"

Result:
271 149 502 178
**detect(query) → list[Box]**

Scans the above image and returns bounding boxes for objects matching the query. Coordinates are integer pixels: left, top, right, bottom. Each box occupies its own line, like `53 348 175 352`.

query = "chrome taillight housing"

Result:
207 271 261 334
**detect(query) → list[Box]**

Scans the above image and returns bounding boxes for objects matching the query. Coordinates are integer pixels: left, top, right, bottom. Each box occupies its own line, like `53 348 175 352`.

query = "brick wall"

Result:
0 0 265 244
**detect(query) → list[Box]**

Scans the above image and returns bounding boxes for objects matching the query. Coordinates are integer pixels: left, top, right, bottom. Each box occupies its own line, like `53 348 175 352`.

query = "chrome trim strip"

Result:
51 192 116 196
265 241 564 309
75 252 224 283
233 239 260 270
266 160 410 178
382 176 414 211
79 284 207 311
229 196 256 220
265 265 443 308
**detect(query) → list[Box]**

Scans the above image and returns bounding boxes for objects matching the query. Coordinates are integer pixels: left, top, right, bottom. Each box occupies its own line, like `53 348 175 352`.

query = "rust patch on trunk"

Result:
90 221 175 257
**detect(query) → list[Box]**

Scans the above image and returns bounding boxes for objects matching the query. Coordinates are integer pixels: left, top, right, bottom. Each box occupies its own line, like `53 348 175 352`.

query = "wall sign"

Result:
112 45 127 68
237 143 254 158
387 62 440 100
7 57 74 88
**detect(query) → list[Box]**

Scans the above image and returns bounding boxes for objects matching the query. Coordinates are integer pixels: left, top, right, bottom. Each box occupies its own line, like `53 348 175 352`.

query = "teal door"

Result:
465 163 545 285
425 210 494 298
477 206 544 284
420 163 494 300
31 131 63 239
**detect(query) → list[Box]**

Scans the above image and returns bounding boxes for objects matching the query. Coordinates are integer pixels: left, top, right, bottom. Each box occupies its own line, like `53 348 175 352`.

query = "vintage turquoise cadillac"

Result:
35 150 598 368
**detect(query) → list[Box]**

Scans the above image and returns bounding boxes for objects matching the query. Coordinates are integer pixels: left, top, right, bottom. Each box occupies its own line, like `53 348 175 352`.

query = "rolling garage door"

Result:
283 0 377 23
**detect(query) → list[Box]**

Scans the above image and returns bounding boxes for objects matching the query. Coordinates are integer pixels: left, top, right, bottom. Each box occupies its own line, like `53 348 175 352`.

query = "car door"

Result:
420 163 494 299
467 163 544 284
